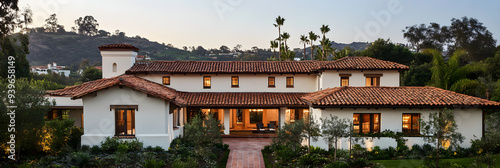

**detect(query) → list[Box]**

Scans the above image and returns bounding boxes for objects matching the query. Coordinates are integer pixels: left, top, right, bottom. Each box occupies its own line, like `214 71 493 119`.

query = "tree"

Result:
320 25 331 60
303 111 320 152
233 44 242 52
308 31 318 60
420 108 465 168
219 45 230 53
320 114 351 162
360 38 414 65
44 13 59 32
403 17 496 62
299 35 309 60
281 32 290 50
0 78 52 160
192 46 207 56
97 30 110 37
270 40 278 59
273 16 285 60
74 15 99 36
81 67 102 82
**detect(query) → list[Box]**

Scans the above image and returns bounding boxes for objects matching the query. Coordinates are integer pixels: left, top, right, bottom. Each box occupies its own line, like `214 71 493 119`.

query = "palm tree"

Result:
270 40 279 59
320 25 331 60
274 16 285 60
308 31 318 60
281 32 290 48
300 35 309 60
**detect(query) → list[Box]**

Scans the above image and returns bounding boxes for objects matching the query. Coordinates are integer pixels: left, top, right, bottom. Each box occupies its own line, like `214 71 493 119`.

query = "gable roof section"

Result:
302 86 500 108
321 56 409 70
46 75 185 106
125 56 408 75
178 92 308 108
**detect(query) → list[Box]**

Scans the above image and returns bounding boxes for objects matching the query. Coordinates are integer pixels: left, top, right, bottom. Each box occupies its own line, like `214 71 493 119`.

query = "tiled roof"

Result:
321 56 409 70
301 86 500 108
125 56 408 74
98 44 139 51
46 75 185 106
178 92 309 108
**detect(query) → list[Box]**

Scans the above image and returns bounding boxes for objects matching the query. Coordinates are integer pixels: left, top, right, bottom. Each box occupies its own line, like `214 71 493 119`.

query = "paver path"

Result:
224 138 272 168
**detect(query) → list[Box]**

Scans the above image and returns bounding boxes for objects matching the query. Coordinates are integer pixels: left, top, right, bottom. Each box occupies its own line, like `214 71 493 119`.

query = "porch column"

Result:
279 107 287 129
224 109 230 135
179 107 185 126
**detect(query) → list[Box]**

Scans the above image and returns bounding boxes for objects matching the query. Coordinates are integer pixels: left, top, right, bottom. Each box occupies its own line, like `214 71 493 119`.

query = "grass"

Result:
371 154 500 168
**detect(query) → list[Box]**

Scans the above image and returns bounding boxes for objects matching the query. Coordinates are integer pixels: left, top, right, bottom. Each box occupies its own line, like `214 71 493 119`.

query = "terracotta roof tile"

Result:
321 56 409 70
178 92 308 108
302 86 500 108
125 57 408 74
47 75 185 106
98 44 139 51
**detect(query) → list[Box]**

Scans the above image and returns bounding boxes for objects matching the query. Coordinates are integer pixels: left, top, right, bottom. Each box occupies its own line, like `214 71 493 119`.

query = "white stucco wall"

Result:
320 70 400 89
101 51 137 78
80 86 174 149
310 108 482 150
47 96 83 107
137 74 318 92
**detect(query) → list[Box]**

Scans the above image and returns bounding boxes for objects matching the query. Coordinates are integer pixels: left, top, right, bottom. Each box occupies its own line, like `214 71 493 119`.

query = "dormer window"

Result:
339 74 351 87
112 63 117 72
365 74 382 86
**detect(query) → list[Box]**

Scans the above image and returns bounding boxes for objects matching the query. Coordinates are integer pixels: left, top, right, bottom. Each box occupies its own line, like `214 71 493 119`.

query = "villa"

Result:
47 44 500 150
31 62 71 77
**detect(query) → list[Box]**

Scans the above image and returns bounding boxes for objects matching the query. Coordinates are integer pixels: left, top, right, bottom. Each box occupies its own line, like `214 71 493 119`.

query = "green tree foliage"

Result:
183 114 223 147
360 38 414 65
42 119 83 155
320 114 351 162
0 33 31 78
318 25 332 60
272 120 306 152
0 78 52 160
73 15 99 36
273 15 285 60
303 112 320 152
308 31 318 60
270 40 278 59
404 17 497 62
81 67 102 82
420 108 465 167
44 14 60 32
299 35 309 60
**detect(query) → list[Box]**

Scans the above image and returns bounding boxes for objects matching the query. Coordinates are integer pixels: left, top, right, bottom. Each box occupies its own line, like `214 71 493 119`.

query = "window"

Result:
115 109 135 136
231 76 239 87
236 109 243 123
365 74 382 86
249 109 263 124
403 113 420 135
112 63 117 72
286 77 294 88
162 76 170 85
268 77 275 87
339 74 351 87
203 76 211 89
353 113 380 134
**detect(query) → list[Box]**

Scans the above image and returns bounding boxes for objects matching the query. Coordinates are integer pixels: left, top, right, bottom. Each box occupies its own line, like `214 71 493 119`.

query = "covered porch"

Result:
178 92 311 137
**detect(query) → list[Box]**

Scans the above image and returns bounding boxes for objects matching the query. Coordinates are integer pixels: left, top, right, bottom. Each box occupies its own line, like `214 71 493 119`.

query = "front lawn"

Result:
372 154 500 168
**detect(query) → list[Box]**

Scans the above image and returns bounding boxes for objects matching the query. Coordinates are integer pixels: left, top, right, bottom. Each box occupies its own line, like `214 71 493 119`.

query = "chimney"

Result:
47 63 51 69
53 62 57 67
98 44 139 78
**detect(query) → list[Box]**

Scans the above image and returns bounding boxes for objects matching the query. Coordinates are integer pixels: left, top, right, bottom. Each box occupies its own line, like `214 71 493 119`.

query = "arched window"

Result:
112 63 117 72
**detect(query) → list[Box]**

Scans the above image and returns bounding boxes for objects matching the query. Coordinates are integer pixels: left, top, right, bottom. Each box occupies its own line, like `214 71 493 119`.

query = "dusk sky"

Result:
20 0 500 50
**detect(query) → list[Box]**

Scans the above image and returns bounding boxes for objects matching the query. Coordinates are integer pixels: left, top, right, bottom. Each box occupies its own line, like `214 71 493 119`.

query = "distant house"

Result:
46 44 500 150
31 62 71 77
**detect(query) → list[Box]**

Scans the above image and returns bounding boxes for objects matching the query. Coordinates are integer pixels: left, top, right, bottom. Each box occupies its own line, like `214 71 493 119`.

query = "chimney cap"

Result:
98 44 139 52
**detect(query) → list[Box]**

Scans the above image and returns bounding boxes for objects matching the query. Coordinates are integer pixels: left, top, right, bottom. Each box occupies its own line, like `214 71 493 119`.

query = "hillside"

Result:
27 32 198 66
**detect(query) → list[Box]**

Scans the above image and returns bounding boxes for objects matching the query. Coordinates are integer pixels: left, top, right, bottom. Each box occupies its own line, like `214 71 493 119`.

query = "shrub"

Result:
101 137 121 153
271 120 306 152
81 145 90 152
324 161 349 168
298 153 329 166
141 158 166 168
369 146 391 160
90 145 102 155
183 114 223 147
347 157 369 168
42 119 80 154
70 152 90 167
172 157 198 168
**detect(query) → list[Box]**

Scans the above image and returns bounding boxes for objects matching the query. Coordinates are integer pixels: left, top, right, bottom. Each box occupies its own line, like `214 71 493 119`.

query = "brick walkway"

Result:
223 138 272 168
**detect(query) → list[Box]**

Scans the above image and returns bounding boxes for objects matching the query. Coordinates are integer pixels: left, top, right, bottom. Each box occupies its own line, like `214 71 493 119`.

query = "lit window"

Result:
203 76 211 89
112 63 117 72
365 74 382 86
162 76 170 85
115 109 135 136
341 77 349 86
268 77 275 87
231 76 239 87
403 113 420 135
286 77 294 88
353 113 380 134
249 109 263 124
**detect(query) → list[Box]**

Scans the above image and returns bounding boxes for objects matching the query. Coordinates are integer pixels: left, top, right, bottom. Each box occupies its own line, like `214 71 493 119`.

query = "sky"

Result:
20 0 500 50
